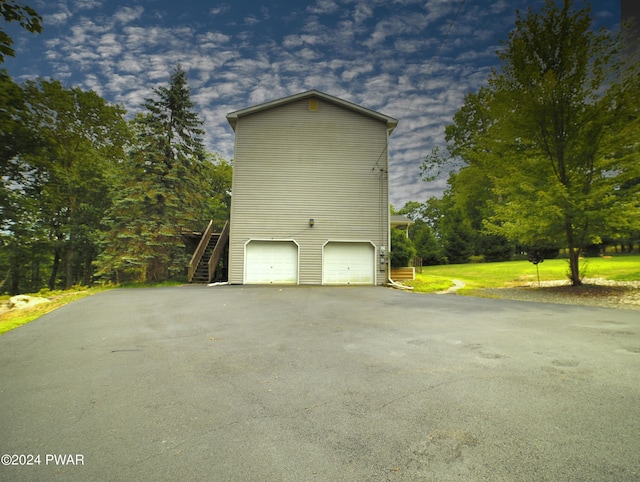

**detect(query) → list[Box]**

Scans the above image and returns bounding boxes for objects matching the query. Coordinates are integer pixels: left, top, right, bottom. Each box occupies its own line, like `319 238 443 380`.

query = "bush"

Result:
478 234 513 262
583 244 603 257
390 229 417 268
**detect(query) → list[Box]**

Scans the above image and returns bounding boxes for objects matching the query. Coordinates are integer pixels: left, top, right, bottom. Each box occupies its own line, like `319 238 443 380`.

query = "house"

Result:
225 90 398 285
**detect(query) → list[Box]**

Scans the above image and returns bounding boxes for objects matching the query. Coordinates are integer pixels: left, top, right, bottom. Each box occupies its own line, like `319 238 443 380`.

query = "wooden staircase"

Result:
188 220 229 283
191 234 220 283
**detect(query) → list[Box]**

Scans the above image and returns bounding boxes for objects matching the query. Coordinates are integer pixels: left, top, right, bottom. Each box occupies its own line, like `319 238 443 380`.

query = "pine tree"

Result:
99 66 211 282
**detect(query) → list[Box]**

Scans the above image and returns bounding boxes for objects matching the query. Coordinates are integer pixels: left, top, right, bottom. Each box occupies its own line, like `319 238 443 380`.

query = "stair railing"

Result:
208 220 230 282
188 220 214 282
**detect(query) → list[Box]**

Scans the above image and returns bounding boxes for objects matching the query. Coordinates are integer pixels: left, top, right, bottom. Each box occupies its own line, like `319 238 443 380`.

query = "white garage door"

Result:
245 241 298 284
323 242 375 285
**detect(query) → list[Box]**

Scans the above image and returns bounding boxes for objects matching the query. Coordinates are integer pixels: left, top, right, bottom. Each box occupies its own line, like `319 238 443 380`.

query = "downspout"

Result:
388 278 413 290
385 126 392 287
383 124 411 290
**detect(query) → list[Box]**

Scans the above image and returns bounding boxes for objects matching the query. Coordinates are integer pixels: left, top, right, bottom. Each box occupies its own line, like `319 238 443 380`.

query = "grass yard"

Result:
0 281 185 336
0 288 106 336
405 255 640 293
2 257 638 334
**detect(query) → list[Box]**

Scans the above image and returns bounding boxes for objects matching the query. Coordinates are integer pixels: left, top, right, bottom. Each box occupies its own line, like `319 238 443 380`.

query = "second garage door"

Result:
245 241 298 284
323 242 375 285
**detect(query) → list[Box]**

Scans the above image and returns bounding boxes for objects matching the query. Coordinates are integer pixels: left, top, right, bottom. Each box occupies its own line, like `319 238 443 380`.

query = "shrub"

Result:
390 229 417 268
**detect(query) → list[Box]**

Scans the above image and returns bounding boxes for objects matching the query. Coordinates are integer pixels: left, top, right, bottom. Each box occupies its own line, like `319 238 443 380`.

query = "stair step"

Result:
189 222 228 284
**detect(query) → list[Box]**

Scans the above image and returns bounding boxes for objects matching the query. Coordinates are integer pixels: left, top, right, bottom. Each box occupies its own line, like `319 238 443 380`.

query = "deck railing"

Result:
208 220 229 282
188 220 214 282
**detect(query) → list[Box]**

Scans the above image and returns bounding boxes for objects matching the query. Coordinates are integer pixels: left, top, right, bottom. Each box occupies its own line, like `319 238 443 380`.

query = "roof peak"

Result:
226 90 398 132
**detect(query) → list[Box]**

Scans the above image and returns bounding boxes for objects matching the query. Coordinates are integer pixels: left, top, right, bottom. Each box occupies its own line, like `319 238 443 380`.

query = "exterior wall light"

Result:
309 218 315 227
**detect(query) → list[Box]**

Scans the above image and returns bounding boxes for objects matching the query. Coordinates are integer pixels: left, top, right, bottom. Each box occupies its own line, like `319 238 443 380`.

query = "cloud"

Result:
47 4 73 26
113 6 144 25
243 15 260 26
352 1 374 24
362 13 428 48
198 32 232 47
340 61 374 82
96 33 122 58
307 0 340 15
490 0 510 15
72 0 104 10
16 0 618 208
209 6 230 17
40 0 460 207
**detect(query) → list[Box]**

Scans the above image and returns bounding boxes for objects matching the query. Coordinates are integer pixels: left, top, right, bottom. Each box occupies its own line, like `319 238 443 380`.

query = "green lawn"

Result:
0 281 183 336
2 257 638 333
0 288 105 336
405 255 640 293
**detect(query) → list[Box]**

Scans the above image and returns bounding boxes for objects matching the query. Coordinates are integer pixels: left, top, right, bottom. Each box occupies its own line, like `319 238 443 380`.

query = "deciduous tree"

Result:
0 78 128 293
437 0 639 284
0 0 42 63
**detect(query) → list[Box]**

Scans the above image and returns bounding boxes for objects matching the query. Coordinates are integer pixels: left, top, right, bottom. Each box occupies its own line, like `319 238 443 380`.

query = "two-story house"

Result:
225 90 398 285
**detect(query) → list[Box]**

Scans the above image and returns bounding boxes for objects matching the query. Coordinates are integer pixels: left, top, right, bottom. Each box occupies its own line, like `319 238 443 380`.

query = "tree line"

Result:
3 1 639 292
393 1 639 286
1 66 232 294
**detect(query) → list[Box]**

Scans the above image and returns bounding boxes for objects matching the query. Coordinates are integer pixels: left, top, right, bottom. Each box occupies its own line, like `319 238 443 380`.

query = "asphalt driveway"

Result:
1 286 639 481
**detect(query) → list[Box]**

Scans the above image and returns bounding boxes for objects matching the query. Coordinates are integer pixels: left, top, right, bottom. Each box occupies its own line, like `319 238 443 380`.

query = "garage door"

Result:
323 242 375 285
245 241 298 284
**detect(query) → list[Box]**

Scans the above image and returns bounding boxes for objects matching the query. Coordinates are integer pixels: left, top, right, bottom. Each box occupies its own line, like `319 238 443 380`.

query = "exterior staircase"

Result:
188 220 229 283
191 234 220 283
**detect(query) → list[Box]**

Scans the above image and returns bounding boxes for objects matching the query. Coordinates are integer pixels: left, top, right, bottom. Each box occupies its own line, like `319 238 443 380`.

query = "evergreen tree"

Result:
441 206 474 264
99 66 214 282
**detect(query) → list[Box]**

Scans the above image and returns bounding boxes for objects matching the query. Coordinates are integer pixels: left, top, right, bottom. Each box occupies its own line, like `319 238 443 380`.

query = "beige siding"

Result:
229 98 389 284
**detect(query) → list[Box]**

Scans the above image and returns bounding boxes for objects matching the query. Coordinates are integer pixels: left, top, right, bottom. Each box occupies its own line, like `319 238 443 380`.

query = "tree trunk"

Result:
567 247 582 286
9 265 20 296
565 220 582 286
83 251 93 286
65 247 74 289
31 260 41 291
49 248 60 290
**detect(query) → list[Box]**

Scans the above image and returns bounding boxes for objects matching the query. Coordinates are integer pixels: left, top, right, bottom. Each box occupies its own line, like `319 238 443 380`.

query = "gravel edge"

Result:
469 278 640 311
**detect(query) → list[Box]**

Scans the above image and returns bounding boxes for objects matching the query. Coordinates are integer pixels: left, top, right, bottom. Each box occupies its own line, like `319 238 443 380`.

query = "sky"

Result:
3 0 622 208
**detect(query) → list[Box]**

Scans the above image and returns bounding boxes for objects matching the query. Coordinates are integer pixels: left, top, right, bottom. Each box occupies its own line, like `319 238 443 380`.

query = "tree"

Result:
200 152 232 225
390 228 416 268
99 66 221 283
1 78 128 293
16 79 129 290
396 201 445 265
0 69 28 226
0 1 42 63
422 140 513 263
440 203 474 264
441 0 639 284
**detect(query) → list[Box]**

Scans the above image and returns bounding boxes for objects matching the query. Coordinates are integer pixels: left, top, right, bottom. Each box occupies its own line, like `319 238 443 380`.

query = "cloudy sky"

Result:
4 0 621 207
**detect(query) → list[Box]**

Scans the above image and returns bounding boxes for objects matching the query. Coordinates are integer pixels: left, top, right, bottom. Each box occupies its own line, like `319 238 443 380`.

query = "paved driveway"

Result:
1 286 639 481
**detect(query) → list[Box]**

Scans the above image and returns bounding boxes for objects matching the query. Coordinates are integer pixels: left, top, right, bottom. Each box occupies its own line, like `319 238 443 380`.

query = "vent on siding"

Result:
309 98 318 111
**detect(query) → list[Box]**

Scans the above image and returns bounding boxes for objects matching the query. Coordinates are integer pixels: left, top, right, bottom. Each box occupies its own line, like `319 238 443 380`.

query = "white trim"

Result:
321 240 377 285
243 239 300 285
227 90 398 132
